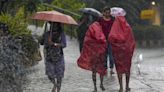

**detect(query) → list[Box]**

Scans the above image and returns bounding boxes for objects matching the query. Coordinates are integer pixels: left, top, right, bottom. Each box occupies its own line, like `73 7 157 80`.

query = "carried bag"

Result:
34 49 42 61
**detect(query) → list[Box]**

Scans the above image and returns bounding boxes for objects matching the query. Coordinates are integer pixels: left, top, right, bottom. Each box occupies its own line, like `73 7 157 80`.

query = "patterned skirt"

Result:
45 56 65 78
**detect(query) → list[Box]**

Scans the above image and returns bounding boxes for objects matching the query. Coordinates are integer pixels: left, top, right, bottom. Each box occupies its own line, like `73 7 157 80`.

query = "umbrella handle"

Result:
44 22 48 34
50 22 53 43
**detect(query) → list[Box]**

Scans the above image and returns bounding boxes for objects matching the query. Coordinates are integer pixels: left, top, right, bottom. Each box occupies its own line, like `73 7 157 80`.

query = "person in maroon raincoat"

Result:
98 7 115 75
108 11 136 92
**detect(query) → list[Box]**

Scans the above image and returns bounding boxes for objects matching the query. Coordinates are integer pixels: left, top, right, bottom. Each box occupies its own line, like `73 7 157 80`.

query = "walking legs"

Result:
117 74 123 92
100 75 105 91
57 77 62 92
125 73 131 92
92 69 97 92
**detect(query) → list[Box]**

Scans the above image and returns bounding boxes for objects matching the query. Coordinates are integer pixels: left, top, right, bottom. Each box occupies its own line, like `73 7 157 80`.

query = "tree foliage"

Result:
0 7 40 66
0 0 42 16
0 7 30 37
52 0 85 13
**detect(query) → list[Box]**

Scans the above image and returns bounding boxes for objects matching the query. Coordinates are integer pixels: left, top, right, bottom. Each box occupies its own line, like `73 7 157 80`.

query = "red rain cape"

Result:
108 16 135 74
77 22 107 75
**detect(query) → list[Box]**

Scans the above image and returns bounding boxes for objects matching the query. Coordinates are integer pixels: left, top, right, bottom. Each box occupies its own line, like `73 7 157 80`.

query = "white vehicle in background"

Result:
42 22 51 34
28 22 51 37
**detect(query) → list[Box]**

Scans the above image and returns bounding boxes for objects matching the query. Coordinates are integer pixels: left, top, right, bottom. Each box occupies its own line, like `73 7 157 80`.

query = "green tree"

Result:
0 0 42 16
0 7 30 36
52 0 85 14
0 8 40 66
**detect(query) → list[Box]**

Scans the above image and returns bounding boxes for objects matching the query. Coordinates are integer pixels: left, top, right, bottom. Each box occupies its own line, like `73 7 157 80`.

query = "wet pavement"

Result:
25 26 164 92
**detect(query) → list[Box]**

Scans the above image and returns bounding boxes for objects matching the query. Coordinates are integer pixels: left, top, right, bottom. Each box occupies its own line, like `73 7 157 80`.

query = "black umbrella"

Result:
80 8 102 17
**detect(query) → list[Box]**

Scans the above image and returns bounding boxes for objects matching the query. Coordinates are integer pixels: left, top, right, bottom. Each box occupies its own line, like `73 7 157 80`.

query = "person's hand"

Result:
54 43 61 47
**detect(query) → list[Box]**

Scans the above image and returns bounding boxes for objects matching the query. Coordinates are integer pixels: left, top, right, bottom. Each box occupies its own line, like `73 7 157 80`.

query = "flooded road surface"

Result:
24 26 164 92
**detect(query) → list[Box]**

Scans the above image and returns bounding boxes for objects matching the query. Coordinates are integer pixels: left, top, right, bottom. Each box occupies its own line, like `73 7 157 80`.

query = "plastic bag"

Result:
110 7 126 17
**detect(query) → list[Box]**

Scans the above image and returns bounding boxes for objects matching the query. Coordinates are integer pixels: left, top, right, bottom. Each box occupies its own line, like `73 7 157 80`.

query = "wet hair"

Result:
102 6 111 12
49 22 63 42
101 6 115 20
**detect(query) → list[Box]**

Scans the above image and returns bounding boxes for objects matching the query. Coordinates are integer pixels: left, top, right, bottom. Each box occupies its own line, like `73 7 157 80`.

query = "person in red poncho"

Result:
109 7 136 92
77 7 114 92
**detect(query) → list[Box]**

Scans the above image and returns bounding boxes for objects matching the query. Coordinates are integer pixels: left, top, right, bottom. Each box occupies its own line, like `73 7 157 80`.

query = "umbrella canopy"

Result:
31 11 78 25
80 8 102 17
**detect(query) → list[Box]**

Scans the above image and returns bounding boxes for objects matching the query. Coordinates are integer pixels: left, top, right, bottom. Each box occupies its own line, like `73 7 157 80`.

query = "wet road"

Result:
25 25 164 92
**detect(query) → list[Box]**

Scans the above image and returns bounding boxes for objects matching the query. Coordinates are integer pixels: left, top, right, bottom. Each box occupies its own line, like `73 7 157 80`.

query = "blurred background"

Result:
1 0 164 47
1 0 164 92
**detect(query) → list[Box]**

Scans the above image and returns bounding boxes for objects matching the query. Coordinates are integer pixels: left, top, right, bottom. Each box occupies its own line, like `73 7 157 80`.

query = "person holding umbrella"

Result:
31 10 77 92
43 22 66 92
77 8 102 52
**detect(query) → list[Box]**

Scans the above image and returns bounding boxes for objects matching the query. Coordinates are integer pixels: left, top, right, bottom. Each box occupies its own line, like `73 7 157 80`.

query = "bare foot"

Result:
92 88 97 92
118 88 123 92
125 88 131 92
100 85 105 91
110 70 115 75
51 86 56 92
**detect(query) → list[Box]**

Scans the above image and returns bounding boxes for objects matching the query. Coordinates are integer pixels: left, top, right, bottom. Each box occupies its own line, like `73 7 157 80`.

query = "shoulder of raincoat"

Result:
108 16 135 53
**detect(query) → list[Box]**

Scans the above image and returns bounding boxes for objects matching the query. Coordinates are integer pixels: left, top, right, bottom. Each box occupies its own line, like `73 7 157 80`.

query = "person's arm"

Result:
60 31 67 48
78 15 88 26
48 31 66 48
48 34 54 46
48 34 62 47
